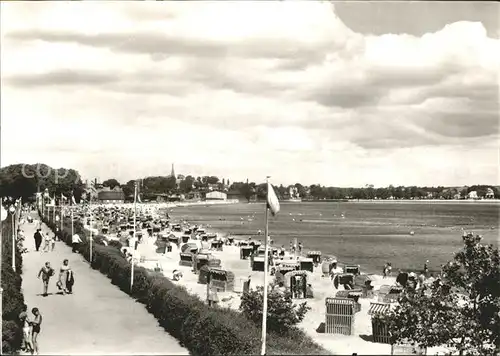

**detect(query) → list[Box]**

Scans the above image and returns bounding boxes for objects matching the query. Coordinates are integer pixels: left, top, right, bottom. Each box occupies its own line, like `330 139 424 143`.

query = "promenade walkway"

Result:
20 212 188 355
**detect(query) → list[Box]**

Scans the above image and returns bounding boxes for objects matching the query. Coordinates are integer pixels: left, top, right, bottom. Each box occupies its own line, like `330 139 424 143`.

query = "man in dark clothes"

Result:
34 229 42 252
396 271 409 287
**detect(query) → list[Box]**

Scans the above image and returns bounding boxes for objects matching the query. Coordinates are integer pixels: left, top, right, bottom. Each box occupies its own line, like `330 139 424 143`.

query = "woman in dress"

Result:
58 259 71 294
31 308 42 355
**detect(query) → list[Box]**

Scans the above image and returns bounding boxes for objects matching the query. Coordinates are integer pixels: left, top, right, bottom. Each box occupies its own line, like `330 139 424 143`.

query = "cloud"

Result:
5 69 119 87
1 1 499 186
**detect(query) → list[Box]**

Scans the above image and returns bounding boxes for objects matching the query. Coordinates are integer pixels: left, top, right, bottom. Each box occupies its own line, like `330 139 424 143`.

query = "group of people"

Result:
37 259 75 296
19 304 42 355
33 228 56 252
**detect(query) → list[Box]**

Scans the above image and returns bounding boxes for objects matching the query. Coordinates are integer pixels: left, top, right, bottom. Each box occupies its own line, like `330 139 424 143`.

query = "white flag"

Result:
135 181 142 203
0 203 8 222
267 183 280 216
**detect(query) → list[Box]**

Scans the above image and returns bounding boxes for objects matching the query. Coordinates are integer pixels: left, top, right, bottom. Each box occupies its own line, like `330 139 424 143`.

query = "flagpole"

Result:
89 194 93 265
261 176 271 355
60 193 63 233
0 199 4 356
130 181 137 291
11 205 16 272
52 196 55 224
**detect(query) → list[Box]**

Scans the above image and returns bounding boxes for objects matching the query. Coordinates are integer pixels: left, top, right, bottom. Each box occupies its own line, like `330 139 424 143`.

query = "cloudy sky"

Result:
1 1 499 187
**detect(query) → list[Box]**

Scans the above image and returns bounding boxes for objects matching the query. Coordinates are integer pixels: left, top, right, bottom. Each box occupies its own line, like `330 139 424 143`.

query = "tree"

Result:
102 178 120 189
206 176 219 185
294 183 307 198
122 180 135 199
179 175 195 193
384 233 499 355
256 183 267 200
239 285 310 333
0 163 84 201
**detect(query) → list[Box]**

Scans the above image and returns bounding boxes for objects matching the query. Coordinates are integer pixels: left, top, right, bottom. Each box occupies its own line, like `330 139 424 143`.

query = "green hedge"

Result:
2 212 24 355
40 211 330 355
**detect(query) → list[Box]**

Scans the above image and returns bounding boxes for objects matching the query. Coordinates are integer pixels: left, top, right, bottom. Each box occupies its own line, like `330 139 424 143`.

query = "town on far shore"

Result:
87 165 498 205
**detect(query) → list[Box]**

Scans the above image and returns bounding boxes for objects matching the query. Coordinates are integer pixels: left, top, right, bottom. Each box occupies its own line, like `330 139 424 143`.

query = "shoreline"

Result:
299 199 500 204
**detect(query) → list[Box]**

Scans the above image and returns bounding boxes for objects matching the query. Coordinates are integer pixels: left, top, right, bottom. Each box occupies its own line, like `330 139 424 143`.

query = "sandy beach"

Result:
87 201 456 355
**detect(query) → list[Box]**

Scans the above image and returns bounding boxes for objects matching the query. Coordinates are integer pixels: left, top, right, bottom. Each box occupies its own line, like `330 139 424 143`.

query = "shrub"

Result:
108 240 123 250
39 211 330 355
240 285 311 333
385 233 500 355
1 212 24 354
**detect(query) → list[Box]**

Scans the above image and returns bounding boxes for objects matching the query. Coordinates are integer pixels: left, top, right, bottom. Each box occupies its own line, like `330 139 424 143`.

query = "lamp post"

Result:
1 202 9 355
9 205 16 272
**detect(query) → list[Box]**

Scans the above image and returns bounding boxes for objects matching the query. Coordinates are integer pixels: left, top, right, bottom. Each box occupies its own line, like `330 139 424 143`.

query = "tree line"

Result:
0 163 497 202
97 176 500 201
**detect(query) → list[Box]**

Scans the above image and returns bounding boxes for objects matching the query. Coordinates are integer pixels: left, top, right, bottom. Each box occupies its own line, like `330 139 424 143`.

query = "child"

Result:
19 304 33 353
42 233 51 253
31 308 42 355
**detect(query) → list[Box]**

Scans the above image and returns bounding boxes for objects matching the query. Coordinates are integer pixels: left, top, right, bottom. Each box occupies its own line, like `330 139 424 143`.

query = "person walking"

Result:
72 232 82 253
42 233 51 253
57 259 75 294
30 308 42 355
423 260 429 277
19 304 33 354
57 259 69 294
37 262 55 297
33 229 42 252
50 232 56 251
66 267 75 294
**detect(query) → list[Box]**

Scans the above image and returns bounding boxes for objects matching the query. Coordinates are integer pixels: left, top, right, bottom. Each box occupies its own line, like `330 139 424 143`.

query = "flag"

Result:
135 180 142 203
61 194 68 202
267 183 280 216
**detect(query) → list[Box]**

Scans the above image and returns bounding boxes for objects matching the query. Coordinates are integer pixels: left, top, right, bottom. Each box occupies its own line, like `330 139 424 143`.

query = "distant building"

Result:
467 191 479 200
155 193 182 202
169 163 182 188
186 192 201 200
207 183 219 191
205 191 227 200
227 190 246 201
97 186 125 203
485 188 495 199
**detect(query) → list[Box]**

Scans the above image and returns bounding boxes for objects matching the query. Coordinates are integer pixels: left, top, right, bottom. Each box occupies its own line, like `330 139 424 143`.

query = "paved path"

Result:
20 212 189 355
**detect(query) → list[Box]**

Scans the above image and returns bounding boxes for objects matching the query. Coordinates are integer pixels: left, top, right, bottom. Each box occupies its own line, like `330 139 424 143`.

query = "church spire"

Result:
171 163 176 178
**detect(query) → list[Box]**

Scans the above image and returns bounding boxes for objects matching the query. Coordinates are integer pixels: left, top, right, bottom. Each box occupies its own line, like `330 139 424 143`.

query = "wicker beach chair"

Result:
325 297 356 335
